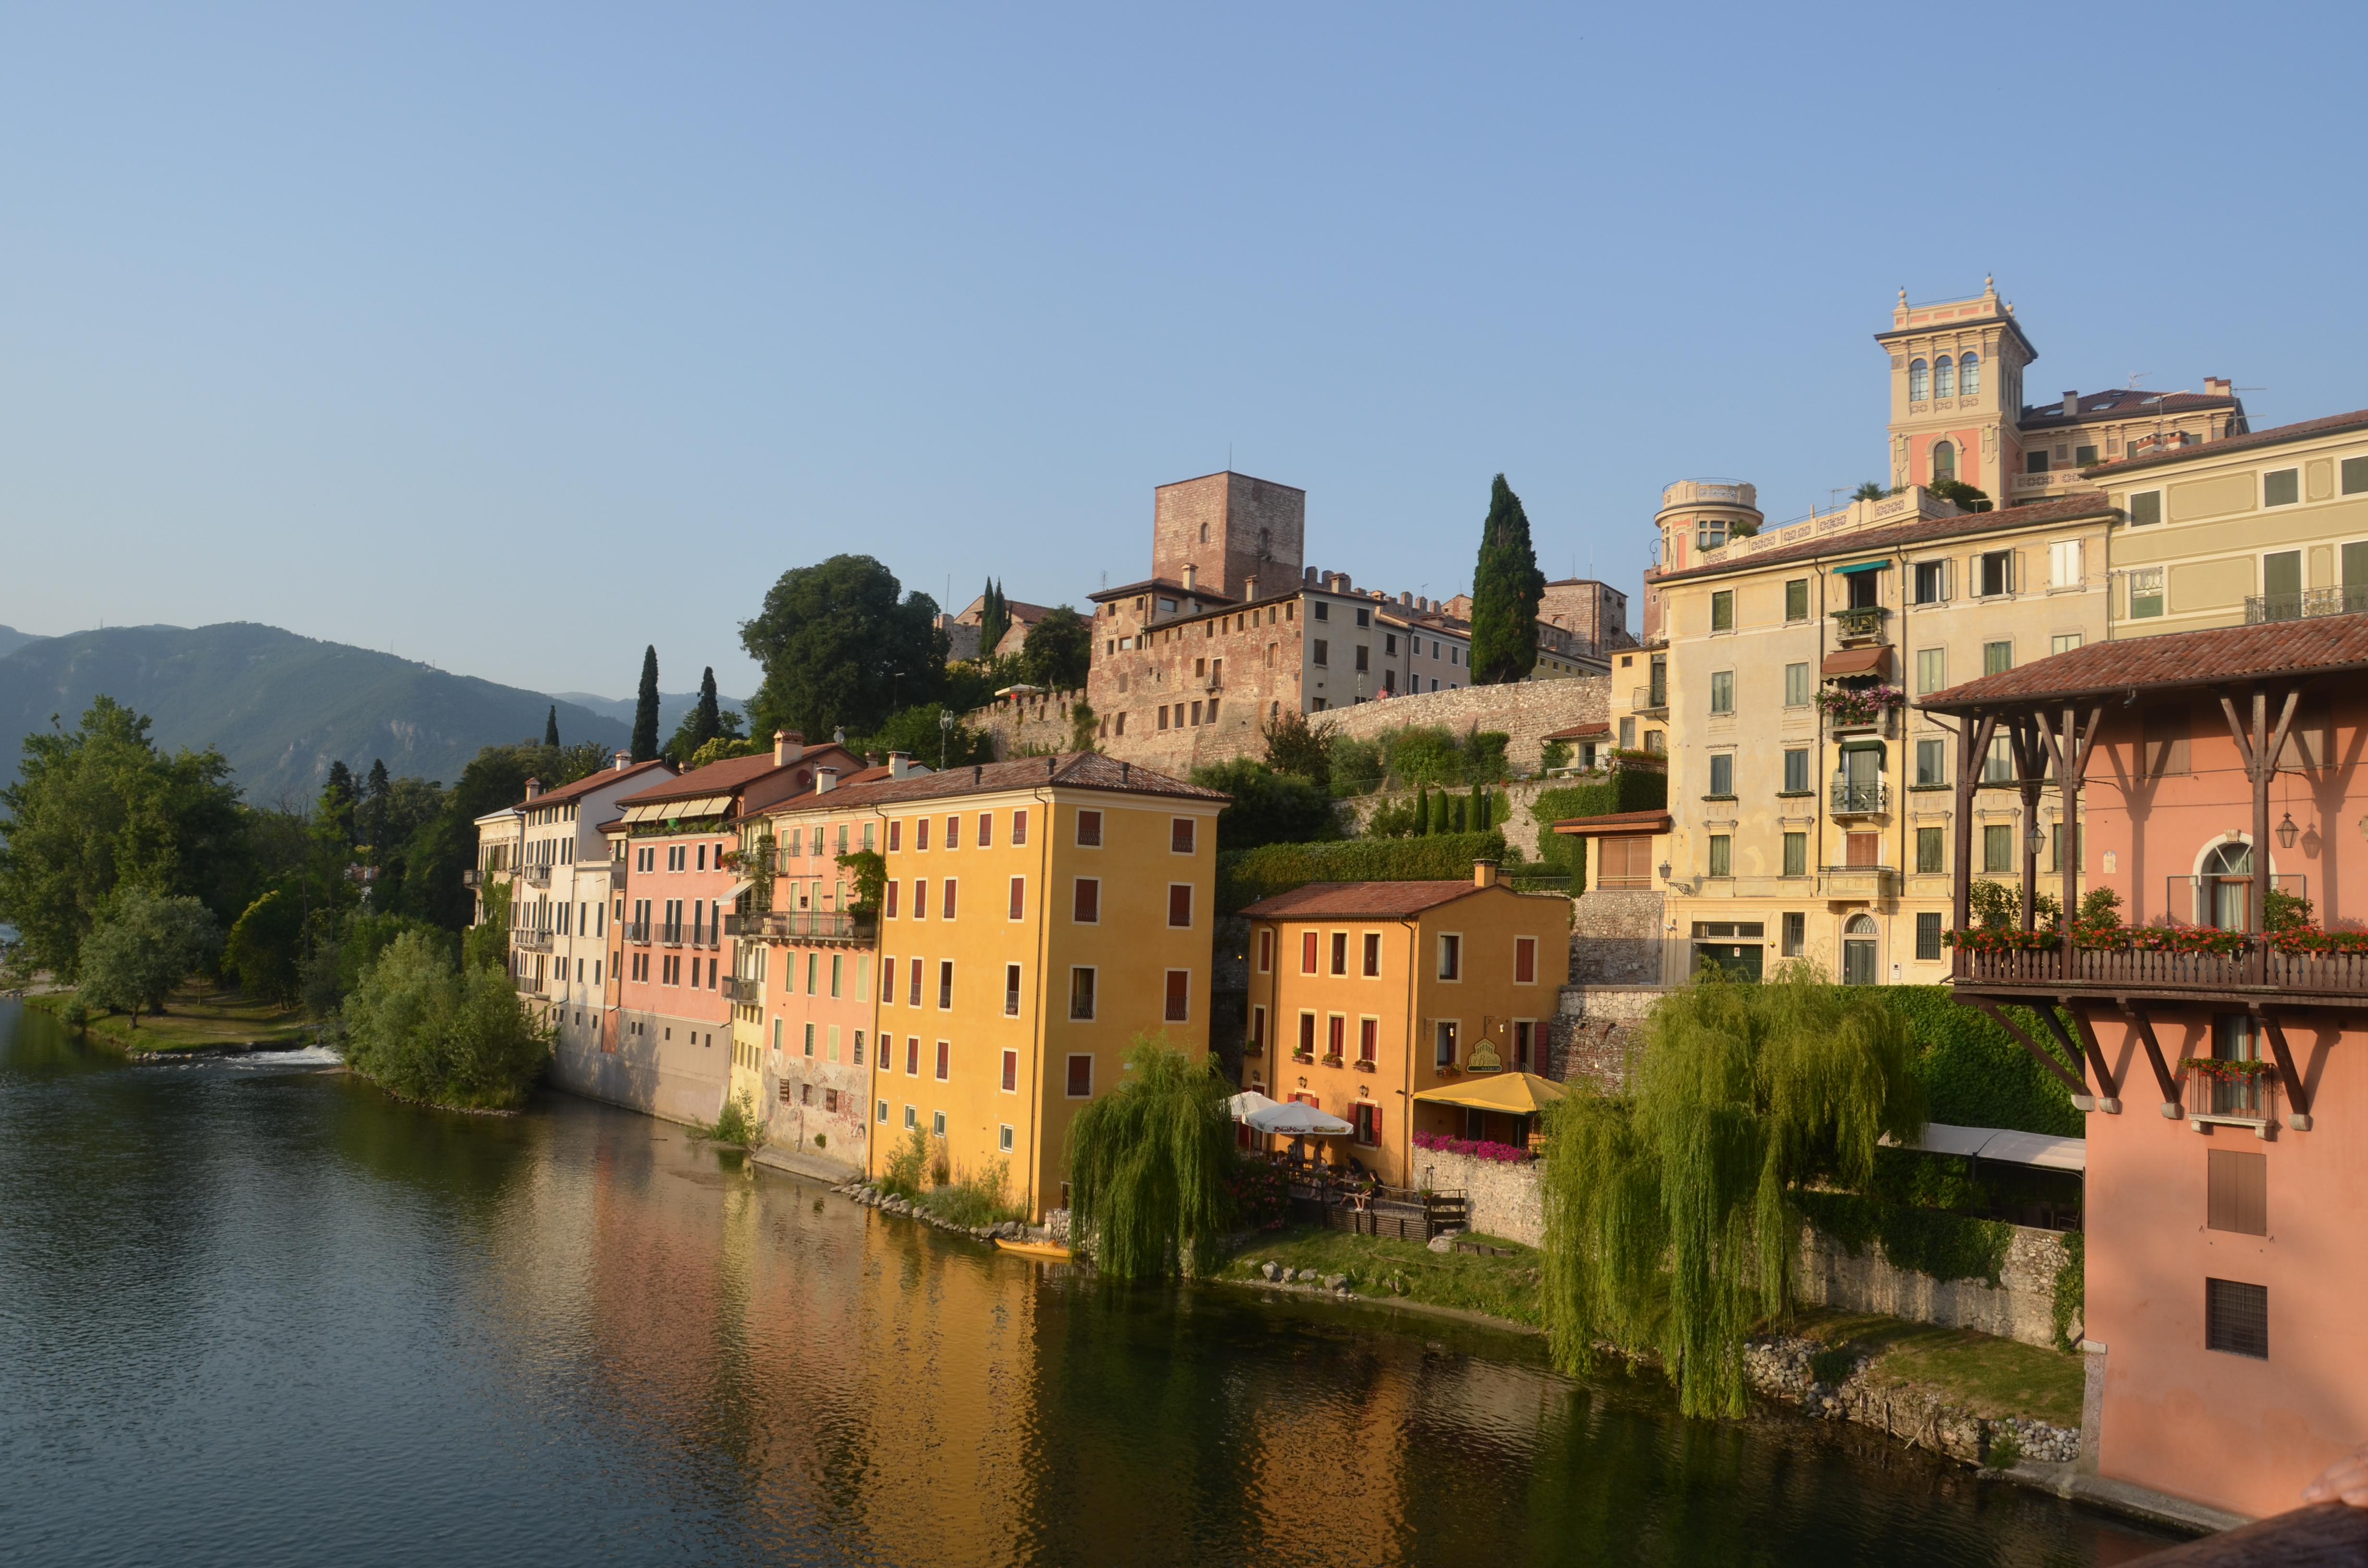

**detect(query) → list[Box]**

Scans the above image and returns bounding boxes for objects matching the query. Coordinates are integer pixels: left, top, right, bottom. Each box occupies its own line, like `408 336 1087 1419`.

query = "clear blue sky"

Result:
4 3 2360 700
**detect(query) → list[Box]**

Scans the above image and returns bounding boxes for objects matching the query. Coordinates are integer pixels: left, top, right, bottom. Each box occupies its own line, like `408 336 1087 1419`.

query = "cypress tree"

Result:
543 705 559 748
978 578 1010 659
1468 474 1547 685
1430 786 1453 836
630 647 661 763
691 668 721 750
1411 784 1431 837
1451 792 1468 833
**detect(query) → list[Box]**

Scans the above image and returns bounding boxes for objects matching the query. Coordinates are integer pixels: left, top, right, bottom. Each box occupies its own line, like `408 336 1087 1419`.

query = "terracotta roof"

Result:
2020 388 2237 430
618 745 861 808
1919 615 2368 710
1087 576 1240 606
513 758 674 811
1654 492 2115 584
2084 406 2368 478
1542 722 1610 740
1550 809 1673 836
1237 880 1486 919
743 752 1227 820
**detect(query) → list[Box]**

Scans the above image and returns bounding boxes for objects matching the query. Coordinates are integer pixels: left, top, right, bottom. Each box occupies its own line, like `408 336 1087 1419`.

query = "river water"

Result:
0 1000 2181 1567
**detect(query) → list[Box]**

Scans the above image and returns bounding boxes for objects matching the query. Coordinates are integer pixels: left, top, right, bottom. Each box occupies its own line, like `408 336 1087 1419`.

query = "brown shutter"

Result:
2207 1150 2268 1236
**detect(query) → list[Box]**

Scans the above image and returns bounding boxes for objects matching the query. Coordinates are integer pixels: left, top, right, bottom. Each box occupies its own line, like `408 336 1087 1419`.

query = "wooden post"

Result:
2119 1001 2183 1115
1953 712 1998 946
2014 716 2047 931
2064 1001 2120 1113
2252 1007 2313 1130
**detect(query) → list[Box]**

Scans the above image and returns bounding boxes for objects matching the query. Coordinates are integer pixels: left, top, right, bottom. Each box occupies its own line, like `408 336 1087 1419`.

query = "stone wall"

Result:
968 687 1087 760
1796 1222 2071 1350
1568 889 1666 985
1409 1144 1545 1248
1319 676 1608 772
1334 776 1563 861
1550 982 1662 1090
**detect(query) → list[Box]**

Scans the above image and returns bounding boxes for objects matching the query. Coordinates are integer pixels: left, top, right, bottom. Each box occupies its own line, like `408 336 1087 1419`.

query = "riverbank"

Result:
23 985 314 1054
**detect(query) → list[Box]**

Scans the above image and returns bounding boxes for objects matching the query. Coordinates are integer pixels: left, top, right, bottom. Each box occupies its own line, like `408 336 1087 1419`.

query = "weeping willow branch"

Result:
1063 1034 1236 1283
1541 965 1925 1418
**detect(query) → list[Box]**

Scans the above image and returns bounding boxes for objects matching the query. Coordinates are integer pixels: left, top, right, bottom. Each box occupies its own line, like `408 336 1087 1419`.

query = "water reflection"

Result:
0 1000 2178 1567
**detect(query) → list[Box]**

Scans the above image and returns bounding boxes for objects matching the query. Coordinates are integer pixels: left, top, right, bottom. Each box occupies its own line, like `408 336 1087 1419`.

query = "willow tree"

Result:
1065 1036 1236 1282
1540 967 1924 1417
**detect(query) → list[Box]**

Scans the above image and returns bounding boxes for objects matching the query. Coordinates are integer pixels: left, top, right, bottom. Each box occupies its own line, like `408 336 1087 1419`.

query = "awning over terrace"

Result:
1410 1072 1568 1116
1888 1121 2085 1172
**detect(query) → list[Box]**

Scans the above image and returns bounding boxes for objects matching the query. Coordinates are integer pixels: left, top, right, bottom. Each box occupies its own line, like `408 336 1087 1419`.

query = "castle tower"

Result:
1877 277 2037 498
1150 471 1305 603
1644 479 1762 640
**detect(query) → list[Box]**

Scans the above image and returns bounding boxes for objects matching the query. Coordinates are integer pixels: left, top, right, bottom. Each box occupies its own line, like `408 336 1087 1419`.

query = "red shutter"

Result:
886 880 900 919
1012 809 1027 846
978 812 993 847
1169 885 1192 927
1164 969 1188 1022
1074 879 1099 922
916 819 929 851
946 815 959 850
936 1041 950 1079
1001 1050 1017 1092
943 880 958 920
1009 876 1025 919
1515 936 1536 983
1171 818 1194 854
1301 931 1319 973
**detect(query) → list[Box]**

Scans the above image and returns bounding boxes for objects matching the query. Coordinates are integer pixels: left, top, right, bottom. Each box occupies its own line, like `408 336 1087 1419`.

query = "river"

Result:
0 1000 2182 1566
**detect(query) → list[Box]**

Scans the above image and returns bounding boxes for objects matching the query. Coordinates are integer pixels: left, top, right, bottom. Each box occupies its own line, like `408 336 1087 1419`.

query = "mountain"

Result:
0 623 631 802
0 625 46 661
549 688 752 738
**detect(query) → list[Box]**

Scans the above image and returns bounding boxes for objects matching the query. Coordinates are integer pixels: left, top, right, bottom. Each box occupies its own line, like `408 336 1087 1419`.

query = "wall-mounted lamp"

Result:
2277 812 2300 849
1657 862 1672 882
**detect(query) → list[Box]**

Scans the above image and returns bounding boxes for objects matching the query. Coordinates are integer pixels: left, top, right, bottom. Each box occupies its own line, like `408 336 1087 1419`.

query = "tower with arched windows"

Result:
1878 276 2036 498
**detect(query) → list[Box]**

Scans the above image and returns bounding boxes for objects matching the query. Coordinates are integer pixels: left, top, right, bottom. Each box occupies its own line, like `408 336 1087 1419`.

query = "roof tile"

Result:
1655 492 2114 584
1920 614 2368 708
2084 405 2368 478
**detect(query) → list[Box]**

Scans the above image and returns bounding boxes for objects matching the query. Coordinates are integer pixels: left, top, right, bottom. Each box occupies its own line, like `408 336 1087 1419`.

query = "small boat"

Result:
994 1237 1073 1261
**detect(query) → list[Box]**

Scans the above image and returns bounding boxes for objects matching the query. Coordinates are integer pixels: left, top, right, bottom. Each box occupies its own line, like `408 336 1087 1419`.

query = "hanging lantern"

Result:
2277 812 2300 849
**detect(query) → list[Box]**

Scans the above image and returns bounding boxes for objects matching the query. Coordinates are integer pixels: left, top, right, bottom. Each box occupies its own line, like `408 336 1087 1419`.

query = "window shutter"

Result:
2208 1150 2268 1236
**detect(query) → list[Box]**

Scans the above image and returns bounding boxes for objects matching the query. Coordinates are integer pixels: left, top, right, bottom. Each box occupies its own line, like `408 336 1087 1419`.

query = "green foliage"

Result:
685 735 764 769
1188 759 1342 851
632 646 662 763
860 704 995 769
1793 1190 2015 1287
225 887 306 1004
1019 605 1091 690
1966 878 2062 931
741 555 948 742
341 929 552 1110
879 1124 930 1200
1385 726 1463 789
543 706 560 748
1468 474 1546 685
1368 784 1503 840
1930 478 1992 513
0 696 246 980
2053 1230 2085 1352
1538 737 1572 772
1984 1427 2023 1470
1068 701 1098 754
1064 1036 1236 1282
1882 987 2081 1136
77 887 224 1021
837 848 887 915
1850 481 1889 502
462 879 512 972
917 1159 1025 1227
2266 885 2313 932
1540 966 1927 1418
940 652 1029 716
666 666 742 761
1327 735 1384 796
1217 831 1507 915
697 1090 766 1150
976 579 1010 659
1461 730 1512 783
1260 709 1334 790
1529 771 1669 878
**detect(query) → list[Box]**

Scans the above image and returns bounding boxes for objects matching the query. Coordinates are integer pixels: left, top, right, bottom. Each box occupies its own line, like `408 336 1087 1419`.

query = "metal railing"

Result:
2245 587 2368 625
659 923 686 947
1830 605 1890 639
1630 685 1667 713
1956 941 2368 997
461 869 483 888
722 977 762 1004
623 920 651 945
512 930 554 954
754 909 877 941
520 864 552 888
1830 779 1890 814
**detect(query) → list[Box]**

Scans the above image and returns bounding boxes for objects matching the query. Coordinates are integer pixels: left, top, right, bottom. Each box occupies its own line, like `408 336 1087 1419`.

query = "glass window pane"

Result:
1785 663 1809 705
1710 671 1734 714
1783 833 1806 877
1708 835 1731 878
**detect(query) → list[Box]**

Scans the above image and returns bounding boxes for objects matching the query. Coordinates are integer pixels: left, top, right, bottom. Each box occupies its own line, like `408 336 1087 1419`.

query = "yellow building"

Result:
1237 865 1570 1185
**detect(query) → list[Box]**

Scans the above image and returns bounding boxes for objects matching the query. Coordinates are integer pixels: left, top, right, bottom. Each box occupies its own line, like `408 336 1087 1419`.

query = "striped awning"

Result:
619 795 733 823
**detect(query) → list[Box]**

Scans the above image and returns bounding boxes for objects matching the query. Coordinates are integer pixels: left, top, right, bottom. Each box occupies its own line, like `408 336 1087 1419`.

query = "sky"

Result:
4 2 2363 701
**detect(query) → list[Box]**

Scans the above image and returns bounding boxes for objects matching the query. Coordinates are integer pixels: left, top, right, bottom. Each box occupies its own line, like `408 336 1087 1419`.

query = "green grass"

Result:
1226 1225 1545 1327
27 983 312 1053
1788 1307 2086 1428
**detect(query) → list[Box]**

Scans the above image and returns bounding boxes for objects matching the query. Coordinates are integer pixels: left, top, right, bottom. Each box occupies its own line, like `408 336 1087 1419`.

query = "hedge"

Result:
1218 831 1508 915
1884 987 2083 1138
1528 770 1668 882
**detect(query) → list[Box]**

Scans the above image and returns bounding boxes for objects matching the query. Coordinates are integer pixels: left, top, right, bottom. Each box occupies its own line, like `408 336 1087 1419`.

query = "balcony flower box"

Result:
1816 684 1905 728
1320 1053 1344 1068
1942 927 2060 952
2123 925 2251 956
1412 1129 1533 1164
2179 1057 2278 1083
2265 925 2368 955
1352 1059 1376 1073
1291 1050 1315 1064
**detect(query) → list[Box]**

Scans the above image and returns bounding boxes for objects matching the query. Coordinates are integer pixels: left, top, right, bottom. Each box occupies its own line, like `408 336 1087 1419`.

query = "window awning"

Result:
1821 647 1893 678
1838 739 1887 755
1833 560 1891 575
619 795 734 823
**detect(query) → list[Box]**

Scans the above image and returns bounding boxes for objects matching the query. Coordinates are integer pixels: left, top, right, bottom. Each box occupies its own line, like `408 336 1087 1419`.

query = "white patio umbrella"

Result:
1245 1100 1355 1138
1224 1090 1282 1122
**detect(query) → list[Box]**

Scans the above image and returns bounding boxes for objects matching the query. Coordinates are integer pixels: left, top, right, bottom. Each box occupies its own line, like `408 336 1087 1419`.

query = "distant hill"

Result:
0 624 631 802
549 687 752 739
0 625 45 661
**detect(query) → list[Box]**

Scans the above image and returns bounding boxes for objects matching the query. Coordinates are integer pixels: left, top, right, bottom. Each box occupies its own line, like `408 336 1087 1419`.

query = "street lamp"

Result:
2277 812 2299 849
2026 825 2048 860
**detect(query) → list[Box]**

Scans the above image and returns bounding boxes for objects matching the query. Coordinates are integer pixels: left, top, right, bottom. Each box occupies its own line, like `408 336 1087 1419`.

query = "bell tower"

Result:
1876 277 2037 498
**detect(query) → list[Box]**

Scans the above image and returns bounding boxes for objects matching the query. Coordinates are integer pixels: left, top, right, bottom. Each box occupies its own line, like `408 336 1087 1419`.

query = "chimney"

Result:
1473 858 1500 889
1182 563 1196 591
612 750 630 772
814 766 839 794
2063 391 2079 419
888 750 912 779
774 730 803 766
1336 572 1352 593
1401 591 1412 606
1120 760 1130 783
2207 376 2231 398
524 777 543 800
1303 565 1317 585
1244 575 1258 600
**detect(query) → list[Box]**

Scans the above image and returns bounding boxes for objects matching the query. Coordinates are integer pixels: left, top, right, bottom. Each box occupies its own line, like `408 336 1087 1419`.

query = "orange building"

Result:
1237 865 1571 1185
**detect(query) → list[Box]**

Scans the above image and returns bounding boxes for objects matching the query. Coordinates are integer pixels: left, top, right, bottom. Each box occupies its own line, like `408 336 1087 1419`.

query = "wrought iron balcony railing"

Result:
1830 779 1890 814
512 930 554 954
659 923 686 947
722 978 762 1004
2244 587 2368 625
520 864 552 889
2185 1067 2282 1131
1830 605 1890 640
623 920 652 945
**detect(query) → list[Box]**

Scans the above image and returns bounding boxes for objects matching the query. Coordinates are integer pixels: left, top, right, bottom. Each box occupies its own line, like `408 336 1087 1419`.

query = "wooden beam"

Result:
1953 711 1998 939
2118 1001 2183 1115
1966 996 2088 1098
2064 1001 2120 1111
2251 1006 2314 1130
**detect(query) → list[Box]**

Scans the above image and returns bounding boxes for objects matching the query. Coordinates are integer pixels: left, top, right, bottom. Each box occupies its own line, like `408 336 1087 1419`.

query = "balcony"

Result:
2244 587 2368 625
461 869 483 888
1829 605 1890 642
623 920 652 946
1826 706 1899 739
659 923 686 947
1630 685 1668 716
513 976 546 997
722 977 762 1004
513 930 555 954
520 865 552 889
2185 1066 2283 1136
1953 941 2368 1006
753 909 878 943
1829 779 1891 816
1819 865 1898 899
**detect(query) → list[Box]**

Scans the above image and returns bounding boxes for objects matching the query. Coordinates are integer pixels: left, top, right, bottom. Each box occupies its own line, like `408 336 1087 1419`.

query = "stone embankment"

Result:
833 1179 1066 1247
1741 1335 2079 1467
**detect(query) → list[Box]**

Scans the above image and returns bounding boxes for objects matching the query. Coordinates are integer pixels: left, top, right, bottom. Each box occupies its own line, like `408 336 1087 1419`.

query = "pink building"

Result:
1924 616 2368 1520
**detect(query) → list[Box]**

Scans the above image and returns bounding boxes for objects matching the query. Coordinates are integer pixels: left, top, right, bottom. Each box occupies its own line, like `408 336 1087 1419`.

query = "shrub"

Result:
1218 831 1507 915
1328 735 1385 797
2053 1230 2085 1351
1261 709 1334 790
1189 758 1343 851
918 1159 1024 1227
699 1090 765 1150
1226 1156 1290 1231
1411 1129 1532 1164
77 888 222 1022
879 1125 929 1199
1984 1428 2023 1470
342 930 553 1110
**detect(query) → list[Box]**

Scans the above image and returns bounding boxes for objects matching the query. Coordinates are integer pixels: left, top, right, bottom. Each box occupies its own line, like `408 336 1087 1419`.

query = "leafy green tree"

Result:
1020 605 1091 690
319 761 358 848
741 555 947 741
1188 759 1342 851
1065 1037 1236 1282
631 646 662 763
1383 725 1463 789
342 929 552 1110
976 579 1010 659
1259 709 1333 791
861 705 993 770
0 696 246 980
1931 478 1992 513
77 887 222 1023
544 706 560 747
942 652 1028 715
1468 474 1547 685
462 877 511 972
225 887 305 1004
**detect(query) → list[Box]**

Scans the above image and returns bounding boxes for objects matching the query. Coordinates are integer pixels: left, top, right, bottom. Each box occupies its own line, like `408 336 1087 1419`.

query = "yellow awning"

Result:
1409 1071 1570 1115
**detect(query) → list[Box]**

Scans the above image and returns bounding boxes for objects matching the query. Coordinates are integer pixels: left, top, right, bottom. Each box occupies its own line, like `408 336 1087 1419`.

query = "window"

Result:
1934 355 1954 398
1912 561 1947 604
944 815 960 851
1708 835 1732 877
878 1100 889 1124
1977 551 2011 596
1982 640 2012 675
1168 885 1193 928
1915 912 1942 960
1301 930 1320 973
975 811 993 849
904 1105 917 1130
1257 929 1274 973
930 1110 946 1138
1164 970 1189 1022
1709 671 1734 714
2128 490 2162 527
1433 1020 1457 1068
1068 968 1096 1020
1351 1103 1380 1147
1596 836 1653 890
2074 444 2097 467
1619 717 1636 750
2206 1278 2269 1359
1959 353 1979 396
941 880 957 920
1931 440 1956 483
1916 738 1945 787
933 1040 950 1080
937 961 953 1009
1296 1013 1316 1058
1012 809 1028 845
2050 633 2082 656
1908 358 1928 400
2129 567 2165 619
1008 876 1025 920
2264 468 2299 507
2049 822 2077 873
1707 753 1734 796
915 819 929 852
1362 932 1381 977
1710 590 1734 630
1984 735 2013 783
1916 647 1947 695
1326 1016 1344 1060
1004 963 1021 1017
1783 748 1809 793
906 1037 920 1075
998 1124 1014 1152
1313 601 1329 621
885 880 900 919
914 880 928 919
1647 656 1666 707
1329 931 1348 976
2339 456 2368 495
1313 639 1329 666
1781 912 1805 957
2208 1150 2268 1236
1073 879 1099 923
1983 824 2014 872
1782 833 1806 877
2049 539 2083 587
1437 934 1461 980
1916 827 1944 874
1076 810 1102 847
1784 579 1808 621
1784 662 1810 706
1250 1006 1266 1052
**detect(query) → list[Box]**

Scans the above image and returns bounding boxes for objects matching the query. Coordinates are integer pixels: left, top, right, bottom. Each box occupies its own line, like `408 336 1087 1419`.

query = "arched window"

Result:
1934 356 1955 398
1908 358 1929 400
1930 440 1956 483
1959 353 1980 396
1842 914 1879 986
2201 840 2254 930
1198 523 1209 543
